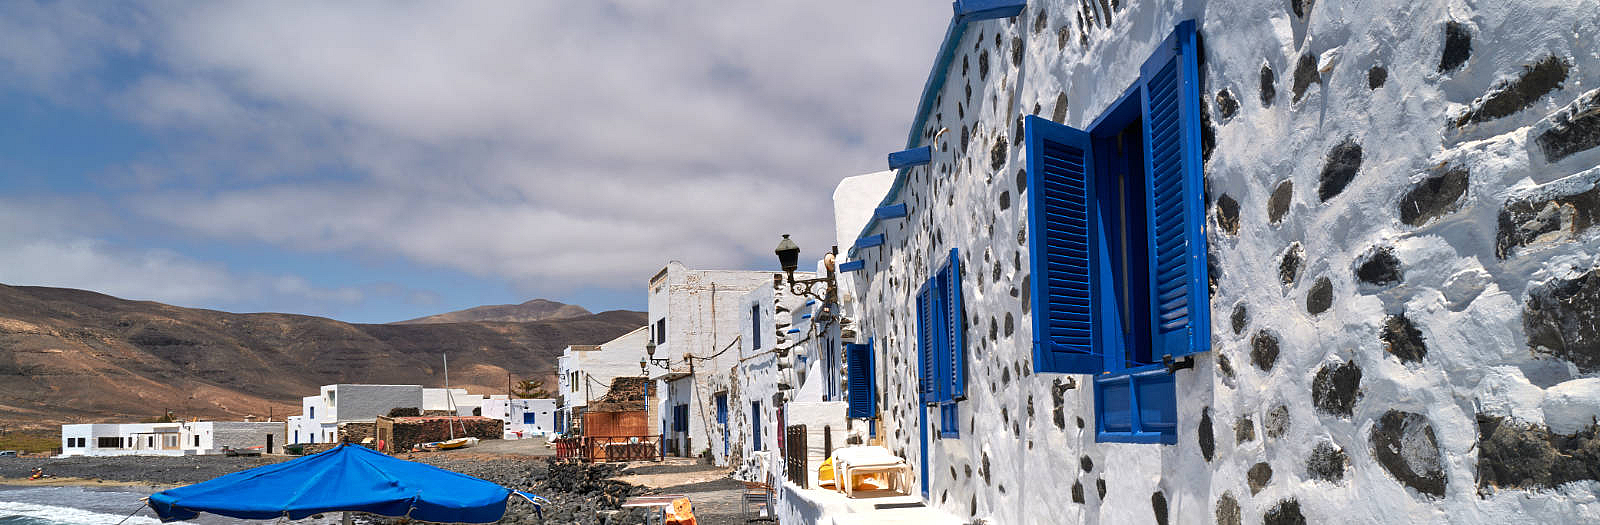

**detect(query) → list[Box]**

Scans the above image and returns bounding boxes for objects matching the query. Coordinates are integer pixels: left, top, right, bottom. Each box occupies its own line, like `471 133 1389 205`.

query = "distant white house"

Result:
287 383 555 444
480 396 557 438
557 325 650 432
60 421 286 457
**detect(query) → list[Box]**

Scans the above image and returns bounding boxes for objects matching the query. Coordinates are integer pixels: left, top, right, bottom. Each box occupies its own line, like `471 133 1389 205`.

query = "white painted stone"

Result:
1541 378 1600 435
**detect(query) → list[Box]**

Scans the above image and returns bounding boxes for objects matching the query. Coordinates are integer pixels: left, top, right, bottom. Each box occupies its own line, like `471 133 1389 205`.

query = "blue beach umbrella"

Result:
148 444 543 523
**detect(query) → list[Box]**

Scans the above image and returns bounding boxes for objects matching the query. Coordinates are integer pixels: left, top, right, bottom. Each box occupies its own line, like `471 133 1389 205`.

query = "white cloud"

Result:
0 1 951 295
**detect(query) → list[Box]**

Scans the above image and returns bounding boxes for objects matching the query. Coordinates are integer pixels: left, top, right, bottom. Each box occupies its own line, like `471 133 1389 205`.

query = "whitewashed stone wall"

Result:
843 1 1600 524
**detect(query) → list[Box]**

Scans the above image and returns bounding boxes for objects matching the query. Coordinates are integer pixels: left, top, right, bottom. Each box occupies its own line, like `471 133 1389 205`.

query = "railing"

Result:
553 435 664 463
785 425 807 488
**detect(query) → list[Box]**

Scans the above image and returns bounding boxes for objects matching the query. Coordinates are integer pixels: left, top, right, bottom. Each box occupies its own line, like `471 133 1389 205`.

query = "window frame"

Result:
916 249 966 437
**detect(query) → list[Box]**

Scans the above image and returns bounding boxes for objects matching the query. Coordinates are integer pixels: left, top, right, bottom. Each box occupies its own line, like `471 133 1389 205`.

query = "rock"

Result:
1072 480 1085 503
1264 499 1306 525
1317 138 1363 202
1251 331 1280 372
1215 492 1241 525
1306 440 1348 482
1268 180 1293 224
1053 92 1069 123
1381 314 1428 363
1291 53 1319 103
1372 410 1447 498
1260 63 1277 108
1523 268 1600 372
1439 21 1472 73
1537 89 1600 163
1265 405 1290 438
1218 351 1236 380
1096 477 1106 499
1496 178 1600 259
1216 89 1240 120
1016 168 1027 195
1475 413 1600 491
1453 56 1568 127
1279 242 1304 285
1231 302 1249 335
991 138 1008 171
1312 360 1361 418
1080 455 1093 472
1355 246 1403 286
1011 36 1023 67
1247 462 1273 494
1152 491 1169 525
1236 416 1256 443
1306 277 1334 315
1200 408 1216 462
1400 166 1469 226
1216 194 1241 235
1369 65 1387 89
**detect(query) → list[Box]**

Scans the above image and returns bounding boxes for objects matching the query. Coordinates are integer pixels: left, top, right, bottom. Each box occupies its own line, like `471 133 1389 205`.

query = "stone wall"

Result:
379 416 501 452
841 1 1600 523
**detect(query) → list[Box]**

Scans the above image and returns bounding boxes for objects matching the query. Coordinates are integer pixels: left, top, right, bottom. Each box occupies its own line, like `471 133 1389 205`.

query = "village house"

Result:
556 325 650 433
289 383 552 445
60 421 286 457
771 0 1600 523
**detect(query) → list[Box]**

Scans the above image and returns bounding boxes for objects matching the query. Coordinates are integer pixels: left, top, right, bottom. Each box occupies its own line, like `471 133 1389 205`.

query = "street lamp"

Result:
773 234 838 304
643 338 670 370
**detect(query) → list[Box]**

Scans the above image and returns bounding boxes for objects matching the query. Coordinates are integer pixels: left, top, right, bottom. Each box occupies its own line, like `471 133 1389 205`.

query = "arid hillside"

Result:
394 298 592 324
0 285 644 428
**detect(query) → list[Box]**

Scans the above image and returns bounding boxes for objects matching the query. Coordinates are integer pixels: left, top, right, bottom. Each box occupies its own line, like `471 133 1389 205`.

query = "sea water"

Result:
0 486 346 525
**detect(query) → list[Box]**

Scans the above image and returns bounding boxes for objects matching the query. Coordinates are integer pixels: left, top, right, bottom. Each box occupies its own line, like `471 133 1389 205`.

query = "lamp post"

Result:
643 338 670 371
773 234 838 304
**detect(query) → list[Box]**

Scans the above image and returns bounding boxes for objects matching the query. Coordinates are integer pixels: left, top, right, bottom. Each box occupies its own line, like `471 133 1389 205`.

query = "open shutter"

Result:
846 340 876 418
1139 20 1210 360
943 249 966 399
1093 364 1178 443
1024 115 1103 373
916 285 937 403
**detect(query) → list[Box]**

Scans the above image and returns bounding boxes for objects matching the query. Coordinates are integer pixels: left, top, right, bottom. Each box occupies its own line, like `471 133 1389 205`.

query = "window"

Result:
1025 20 1208 445
309 406 314 419
916 249 966 437
523 412 536 424
846 339 877 418
672 404 689 432
751 401 763 451
97 437 121 448
750 304 761 350
655 318 667 344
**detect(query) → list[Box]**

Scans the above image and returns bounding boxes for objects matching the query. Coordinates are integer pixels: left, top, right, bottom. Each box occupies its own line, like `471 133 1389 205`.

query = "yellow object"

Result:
818 457 837 489
666 496 696 525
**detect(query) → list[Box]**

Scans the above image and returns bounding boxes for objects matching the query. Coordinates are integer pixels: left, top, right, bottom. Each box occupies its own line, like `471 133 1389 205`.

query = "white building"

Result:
480 395 558 438
557 326 650 432
289 384 425 445
644 261 804 464
60 421 286 456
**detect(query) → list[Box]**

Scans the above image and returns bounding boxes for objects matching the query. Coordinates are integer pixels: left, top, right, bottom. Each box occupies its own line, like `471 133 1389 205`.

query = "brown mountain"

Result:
0 284 644 429
394 299 591 324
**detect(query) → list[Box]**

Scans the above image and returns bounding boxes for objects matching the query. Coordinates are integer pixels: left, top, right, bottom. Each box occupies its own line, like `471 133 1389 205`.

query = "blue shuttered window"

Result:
916 250 966 437
846 339 876 418
751 401 762 451
1024 21 1207 445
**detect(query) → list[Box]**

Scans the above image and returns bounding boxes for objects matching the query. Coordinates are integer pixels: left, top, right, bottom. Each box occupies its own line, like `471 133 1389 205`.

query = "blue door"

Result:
716 393 729 458
751 401 762 452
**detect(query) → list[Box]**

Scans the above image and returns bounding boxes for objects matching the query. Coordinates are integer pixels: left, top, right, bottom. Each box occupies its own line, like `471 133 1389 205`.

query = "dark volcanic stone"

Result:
1072 480 1085 503
978 50 990 80
1523 268 1600 372
1199 408 1216 462
1053 378 1069 429
1317 139 1363 202
1034 9 1048 33
1312 359 1361 418
1152 491 1169 525
1369 65 1388 89
1291 53 1319 104
1080 455 1093 472
1208 248 1221 297
1400 166 1469 226
1454 56 1568 127
1355 246 1403 286
991 138 1008 171
1476 414 1600 490
1218 352 1236 379
1306 277 1333 315
1268 180 1293 224
1216 89 1240 120
1053 92 1069 123
1265 405 1290 438
1439 21 1472 73
1260 63 1277 108
1279 243 1304 285
1289 0 1313 18
1371 410 1447 498
1264 499 1306 525
1011 37 1023 67
1306 440 1348 482
1538 89 1600 163
1216 194 1240 235
1496 178 1600 259
1096 477 1106 499
1247 462 1273 494
1215 492 1242 525
1381 314 1428 363
1251 331 1280 372
1231 302 1248 335
1017 168 1027 195
1236 416 1256 443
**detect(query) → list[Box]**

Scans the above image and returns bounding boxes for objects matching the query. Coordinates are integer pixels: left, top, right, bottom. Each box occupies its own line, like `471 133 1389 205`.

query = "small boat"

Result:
436 437 478 450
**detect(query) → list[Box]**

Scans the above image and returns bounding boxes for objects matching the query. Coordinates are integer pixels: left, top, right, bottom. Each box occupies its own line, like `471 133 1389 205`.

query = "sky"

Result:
0 1 949 323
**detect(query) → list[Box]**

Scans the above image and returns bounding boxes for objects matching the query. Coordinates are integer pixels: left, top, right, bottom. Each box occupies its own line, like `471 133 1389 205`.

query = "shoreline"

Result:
0 476 178 490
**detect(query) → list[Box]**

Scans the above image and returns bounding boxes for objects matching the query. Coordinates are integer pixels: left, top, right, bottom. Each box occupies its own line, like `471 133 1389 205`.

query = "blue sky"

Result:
0 2 947 323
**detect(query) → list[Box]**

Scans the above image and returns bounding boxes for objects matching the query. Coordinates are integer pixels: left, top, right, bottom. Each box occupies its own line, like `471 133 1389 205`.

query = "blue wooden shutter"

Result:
751 401 762 451
846 340 876 418
750 304 761 350
916 285 937 403
1139 20 1210 360
1094 366 1177 444
943 249 966 399
1024 115 1102 373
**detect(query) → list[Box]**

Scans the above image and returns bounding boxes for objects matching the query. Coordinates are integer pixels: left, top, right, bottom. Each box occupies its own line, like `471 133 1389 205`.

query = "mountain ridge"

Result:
394 298 592 325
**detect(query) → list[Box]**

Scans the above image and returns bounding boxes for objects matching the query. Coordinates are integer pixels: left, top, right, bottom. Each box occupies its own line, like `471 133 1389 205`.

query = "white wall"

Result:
559 326 651 418
326 384 423 422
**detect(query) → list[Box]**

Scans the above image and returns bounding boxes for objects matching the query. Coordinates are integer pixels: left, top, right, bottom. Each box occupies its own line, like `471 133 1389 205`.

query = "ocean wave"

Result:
0 501 165 525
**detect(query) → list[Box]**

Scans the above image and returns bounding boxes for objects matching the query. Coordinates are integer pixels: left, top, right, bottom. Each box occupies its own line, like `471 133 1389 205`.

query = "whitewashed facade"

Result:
556 325 650 432
60 421 285 456
480 396 558 438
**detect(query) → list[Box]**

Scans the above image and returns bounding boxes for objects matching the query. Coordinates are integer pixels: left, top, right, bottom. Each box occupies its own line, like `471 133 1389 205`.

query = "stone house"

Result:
815 0 1600 524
